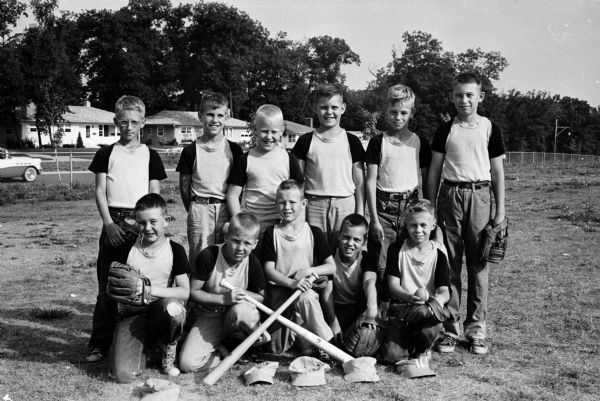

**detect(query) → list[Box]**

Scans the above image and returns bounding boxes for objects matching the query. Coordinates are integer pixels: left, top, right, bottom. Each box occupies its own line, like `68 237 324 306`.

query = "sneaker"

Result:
470 338 488 355
434 334 456 353
85 347 105 362
162 342 180 377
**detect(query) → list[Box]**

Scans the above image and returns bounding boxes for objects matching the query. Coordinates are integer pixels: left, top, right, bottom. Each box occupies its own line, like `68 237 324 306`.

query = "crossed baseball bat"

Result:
202 276 354 385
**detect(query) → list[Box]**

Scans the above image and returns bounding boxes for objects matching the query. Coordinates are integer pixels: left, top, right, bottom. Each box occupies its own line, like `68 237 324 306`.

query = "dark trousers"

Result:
110 298 186 383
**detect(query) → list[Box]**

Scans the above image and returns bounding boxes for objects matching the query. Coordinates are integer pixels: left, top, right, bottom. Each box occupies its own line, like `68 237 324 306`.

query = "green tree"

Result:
0 0 27 41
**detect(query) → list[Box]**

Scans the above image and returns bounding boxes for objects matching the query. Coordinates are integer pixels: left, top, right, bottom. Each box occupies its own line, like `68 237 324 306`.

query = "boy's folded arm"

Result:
264 261 296 289
189 277 229 305
150 273 190 301
309 255 335 277
149 179 160 194
387 275 420 304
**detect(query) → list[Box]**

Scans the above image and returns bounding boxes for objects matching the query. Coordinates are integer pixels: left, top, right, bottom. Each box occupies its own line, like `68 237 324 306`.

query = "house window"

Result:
58 123 71 133
86 126 90 138
29 127 37 132
157 126 164 137
99 125 104 136
181 126 192 134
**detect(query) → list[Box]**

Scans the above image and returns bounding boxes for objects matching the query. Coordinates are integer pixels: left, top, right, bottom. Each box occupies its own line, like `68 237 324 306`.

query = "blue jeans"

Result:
187 202 229 266
306 194 355 249
110 298 186 383
437 182 492 340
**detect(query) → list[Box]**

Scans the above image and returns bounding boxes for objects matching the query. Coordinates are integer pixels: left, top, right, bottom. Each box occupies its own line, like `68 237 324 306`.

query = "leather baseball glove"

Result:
343 313 387 357
405 298 449 326
106 261 152 307
480 218 509 263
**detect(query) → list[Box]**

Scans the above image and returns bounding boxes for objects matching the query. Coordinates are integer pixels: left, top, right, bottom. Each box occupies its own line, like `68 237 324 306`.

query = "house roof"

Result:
146 111 249 128
284 120 313 135
22 104 115 123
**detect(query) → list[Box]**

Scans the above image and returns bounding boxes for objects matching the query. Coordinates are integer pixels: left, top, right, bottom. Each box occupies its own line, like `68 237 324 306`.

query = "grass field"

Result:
0 164 599 401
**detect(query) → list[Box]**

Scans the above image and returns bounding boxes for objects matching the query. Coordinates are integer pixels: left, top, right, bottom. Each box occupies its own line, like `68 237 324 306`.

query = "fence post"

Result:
542 152 545 165
69 152 73 189
54 147 61 182
521 152 524 164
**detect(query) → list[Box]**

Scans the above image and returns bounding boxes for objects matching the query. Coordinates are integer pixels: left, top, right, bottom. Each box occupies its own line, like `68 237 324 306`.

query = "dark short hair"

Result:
276 179 304 198
340 213 369 237
199 91 228 113
228 212 260 238
312 83 344 105
454 71 482 87
135 193 167 214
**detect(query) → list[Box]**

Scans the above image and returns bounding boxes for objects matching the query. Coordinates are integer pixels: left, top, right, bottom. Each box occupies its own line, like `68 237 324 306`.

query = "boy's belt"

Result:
443 181 490 190
191 196 225 204
108 207 136 219
377 188 417 202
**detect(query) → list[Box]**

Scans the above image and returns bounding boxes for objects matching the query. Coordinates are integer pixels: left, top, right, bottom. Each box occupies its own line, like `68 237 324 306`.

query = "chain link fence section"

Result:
506 152 600 166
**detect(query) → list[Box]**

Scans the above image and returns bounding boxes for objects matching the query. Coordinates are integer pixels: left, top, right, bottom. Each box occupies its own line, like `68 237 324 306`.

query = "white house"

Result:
0 103 117 148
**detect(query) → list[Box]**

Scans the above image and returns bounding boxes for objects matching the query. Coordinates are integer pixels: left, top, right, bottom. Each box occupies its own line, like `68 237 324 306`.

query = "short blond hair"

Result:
115 95 145 118
387 84 415 108
254 104 284 123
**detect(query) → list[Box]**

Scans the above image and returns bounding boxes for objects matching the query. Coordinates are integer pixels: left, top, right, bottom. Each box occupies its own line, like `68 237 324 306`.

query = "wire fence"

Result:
1 148 599 196
505 151 600 166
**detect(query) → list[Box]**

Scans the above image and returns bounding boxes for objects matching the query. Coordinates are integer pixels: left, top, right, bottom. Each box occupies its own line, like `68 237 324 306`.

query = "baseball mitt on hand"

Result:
405 298 449 326
343 313 387 357
480 218 509 263
106 262 152 307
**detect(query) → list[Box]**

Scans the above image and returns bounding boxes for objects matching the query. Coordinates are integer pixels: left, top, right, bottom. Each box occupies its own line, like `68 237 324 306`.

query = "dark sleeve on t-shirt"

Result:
384 241 401 278
148 148 167 180
347 133 365 163
310 225 332 265
430 121 453 154
288 153 304 184
247 254 266 294
260 226 277 263
170 241 191 276
228 140 244 160
419 136 432 168
191 245 220 281
363 134 382 165
360 250 378 273
227 152 249 186
290 132 313 161
175 143 196 175
434 249 451 288
88 144 114 173
488 121 505 159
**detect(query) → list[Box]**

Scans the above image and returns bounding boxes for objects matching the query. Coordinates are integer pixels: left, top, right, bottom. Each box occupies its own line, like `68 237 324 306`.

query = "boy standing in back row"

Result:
364 84 431 290
292 84 365 249
87 95 167 362
427 72 505 355
177 92 243 266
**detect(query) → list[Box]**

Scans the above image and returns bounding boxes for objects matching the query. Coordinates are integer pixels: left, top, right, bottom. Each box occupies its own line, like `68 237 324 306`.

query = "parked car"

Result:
0 147 43 182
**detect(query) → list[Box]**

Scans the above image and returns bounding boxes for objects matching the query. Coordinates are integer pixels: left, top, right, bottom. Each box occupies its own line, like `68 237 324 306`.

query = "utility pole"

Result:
554 118 570 154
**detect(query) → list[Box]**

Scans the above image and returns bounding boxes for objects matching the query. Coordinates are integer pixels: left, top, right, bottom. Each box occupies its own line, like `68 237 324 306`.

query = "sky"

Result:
18 0 600 106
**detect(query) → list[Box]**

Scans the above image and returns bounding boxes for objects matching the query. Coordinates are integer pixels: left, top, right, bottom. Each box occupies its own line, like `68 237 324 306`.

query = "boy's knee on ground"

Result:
165 299 186 323
179 346 217 373
225 301 260 331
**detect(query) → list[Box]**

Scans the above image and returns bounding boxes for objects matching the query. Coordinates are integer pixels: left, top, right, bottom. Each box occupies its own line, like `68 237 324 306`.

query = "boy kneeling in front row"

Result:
179 213 267 372
110 193 190 383
379 199 450 363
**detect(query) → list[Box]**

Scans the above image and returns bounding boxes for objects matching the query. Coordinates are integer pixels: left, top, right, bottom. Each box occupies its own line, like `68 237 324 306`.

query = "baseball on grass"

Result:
414 287 429 302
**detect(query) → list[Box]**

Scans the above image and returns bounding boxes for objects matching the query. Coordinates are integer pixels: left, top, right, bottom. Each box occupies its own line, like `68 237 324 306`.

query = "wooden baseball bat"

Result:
220 279 354 364
202 274 318 385
220 279 354 363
